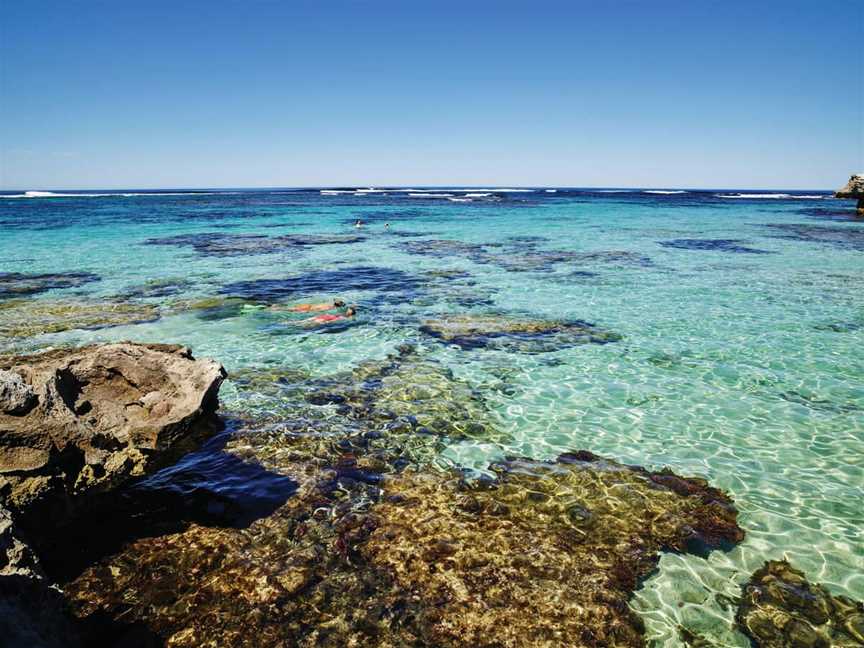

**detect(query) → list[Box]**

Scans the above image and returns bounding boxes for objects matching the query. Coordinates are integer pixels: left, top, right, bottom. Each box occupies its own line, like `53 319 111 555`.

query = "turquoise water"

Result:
2 188 862 645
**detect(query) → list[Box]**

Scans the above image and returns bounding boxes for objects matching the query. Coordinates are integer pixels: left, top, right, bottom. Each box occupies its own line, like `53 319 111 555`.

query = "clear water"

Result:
2 187 862 645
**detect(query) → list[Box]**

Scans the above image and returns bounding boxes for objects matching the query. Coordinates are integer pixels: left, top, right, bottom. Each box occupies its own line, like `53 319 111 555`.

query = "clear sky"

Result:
1 0 861 190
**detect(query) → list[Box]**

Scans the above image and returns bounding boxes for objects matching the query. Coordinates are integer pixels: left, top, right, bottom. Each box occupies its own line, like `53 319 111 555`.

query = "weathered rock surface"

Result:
0 342 226 527
0 369 38 415
834 174 864 215
737 560 864 647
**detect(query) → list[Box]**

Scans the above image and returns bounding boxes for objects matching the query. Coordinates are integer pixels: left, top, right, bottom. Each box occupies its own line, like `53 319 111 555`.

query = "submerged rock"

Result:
0 299 159 337
397 238 650 273
64 443 744 648
659 239 773 254
420 314 622 352
763 224 864 251
737 560 864 647
145 232 365 256
0 343 226 531
834 174 864 215
0 272 100 300
221 266 422 302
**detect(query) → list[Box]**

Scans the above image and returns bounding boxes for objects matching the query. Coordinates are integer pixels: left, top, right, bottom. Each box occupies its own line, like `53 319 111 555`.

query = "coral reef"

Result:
763 224 864 251
737 560 864 647
0 272 100 300
65 441 743 648
420 314 622 352
145 232 365 256
659 239 773 254
0 299 159 337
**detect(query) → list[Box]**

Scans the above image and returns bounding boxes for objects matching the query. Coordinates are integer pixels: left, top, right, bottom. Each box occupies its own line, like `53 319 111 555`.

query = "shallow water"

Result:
2 187 862 645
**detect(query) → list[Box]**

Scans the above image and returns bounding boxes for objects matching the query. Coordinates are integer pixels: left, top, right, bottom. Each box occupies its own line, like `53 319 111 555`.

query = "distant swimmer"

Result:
271 299 345 313
384 222 390 230
354 219 363 229
305 305 357 325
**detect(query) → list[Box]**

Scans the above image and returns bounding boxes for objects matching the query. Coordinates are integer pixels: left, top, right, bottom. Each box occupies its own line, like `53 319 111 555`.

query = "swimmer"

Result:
271 299 345 313
354 219 363 229
305 305 357 325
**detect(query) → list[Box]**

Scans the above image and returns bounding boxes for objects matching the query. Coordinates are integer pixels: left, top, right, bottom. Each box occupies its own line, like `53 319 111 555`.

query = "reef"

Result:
396 238 650 273
125 277 194 300
64 427 744 648
659 239 773 254
0 343 225 527
144 232 365 256
229 345 495 446
737 560 864 647
834 173 864 216
763 223 864 251
0 271 100 300
420 314 622 352
220 266 422 303
0 299 159 337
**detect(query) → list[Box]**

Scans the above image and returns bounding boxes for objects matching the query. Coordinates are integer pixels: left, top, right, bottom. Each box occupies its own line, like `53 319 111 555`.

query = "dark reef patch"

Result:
420 314 622 352
220 266 422 302
737 560 864 647
125 278 193 300
0 272 101 299
659 239 773 254
144 232 365 257
797 206 864 222
396 238 650 273
762 224 864 251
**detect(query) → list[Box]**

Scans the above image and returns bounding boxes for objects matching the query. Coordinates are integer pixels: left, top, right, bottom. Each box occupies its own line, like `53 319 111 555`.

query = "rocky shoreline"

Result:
1 342 861 647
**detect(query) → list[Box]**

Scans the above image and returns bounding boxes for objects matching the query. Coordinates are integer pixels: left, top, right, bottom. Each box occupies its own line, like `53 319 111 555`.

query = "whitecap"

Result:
715 193 824 199
644 190 687 194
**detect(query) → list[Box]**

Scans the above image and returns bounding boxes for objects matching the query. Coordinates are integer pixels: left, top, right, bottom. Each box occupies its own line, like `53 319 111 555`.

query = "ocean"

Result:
2 186 862 645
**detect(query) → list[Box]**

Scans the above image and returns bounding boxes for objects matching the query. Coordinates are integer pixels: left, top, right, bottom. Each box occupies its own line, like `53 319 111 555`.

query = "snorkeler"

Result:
305 305 357 325
271 299 346 313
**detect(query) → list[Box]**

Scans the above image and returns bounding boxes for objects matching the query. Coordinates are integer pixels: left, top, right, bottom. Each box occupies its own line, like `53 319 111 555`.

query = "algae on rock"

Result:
65 440 744 648
737 560 864 647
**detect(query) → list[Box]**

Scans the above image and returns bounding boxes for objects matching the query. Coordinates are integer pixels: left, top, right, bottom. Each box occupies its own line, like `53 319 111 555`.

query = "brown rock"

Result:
834 174 864 215
0 342 226 526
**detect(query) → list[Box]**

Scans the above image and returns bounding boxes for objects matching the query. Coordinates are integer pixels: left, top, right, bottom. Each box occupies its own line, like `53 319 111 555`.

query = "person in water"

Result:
354 219 363 229
306 305 357 325
272 299 345 313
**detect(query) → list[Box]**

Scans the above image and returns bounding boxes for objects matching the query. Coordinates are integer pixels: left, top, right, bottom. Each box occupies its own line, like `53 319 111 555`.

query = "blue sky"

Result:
1 0 861 189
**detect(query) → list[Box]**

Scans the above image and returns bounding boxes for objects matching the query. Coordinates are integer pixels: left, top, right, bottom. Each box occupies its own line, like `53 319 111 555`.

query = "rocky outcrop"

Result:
0 342 225 648
0 343 226 529
834 174 864 215
737 560 864 647
1 504 80 648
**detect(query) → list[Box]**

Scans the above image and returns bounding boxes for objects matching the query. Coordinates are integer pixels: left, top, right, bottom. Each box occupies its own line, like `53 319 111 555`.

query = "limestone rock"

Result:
0 342 226 528
0 504 81 648
834 174 864 215
0 369 37 415
737 560 864 647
